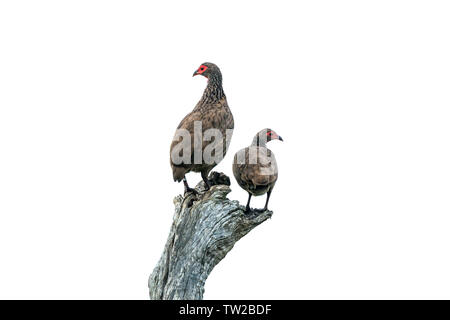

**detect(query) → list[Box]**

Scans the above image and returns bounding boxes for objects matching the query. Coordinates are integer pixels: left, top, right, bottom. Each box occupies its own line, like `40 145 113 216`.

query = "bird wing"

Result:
170 110 202 167
233 147 278 192
171 98 234 167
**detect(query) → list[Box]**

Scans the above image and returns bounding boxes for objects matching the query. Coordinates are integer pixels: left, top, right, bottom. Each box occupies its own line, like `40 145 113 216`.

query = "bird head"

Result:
253 128 283 146
193 62 221 79
263 128 283 143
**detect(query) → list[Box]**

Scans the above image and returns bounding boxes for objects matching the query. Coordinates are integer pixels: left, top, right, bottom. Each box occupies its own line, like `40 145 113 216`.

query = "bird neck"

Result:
252 135 267 147
201 73 225 103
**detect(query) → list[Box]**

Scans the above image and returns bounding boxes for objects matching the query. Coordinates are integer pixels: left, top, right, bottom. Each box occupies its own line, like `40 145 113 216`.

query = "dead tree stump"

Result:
148 172 273 300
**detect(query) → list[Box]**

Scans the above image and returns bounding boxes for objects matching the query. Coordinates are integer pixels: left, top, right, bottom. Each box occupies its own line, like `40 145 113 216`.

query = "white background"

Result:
0 1 449 299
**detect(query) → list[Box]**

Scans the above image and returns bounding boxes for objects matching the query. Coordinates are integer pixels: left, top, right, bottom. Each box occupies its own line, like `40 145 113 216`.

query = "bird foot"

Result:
244 207 267 215
208 172 231 187
243 207 264 215
184 187 199 196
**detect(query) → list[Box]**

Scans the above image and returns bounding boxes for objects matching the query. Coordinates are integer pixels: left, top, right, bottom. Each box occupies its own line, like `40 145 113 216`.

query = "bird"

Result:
170 63 234 194
232 129 283 213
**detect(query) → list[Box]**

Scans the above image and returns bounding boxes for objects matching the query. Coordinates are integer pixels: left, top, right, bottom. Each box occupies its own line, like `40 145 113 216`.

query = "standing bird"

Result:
170 63 234 194
232 129 283 213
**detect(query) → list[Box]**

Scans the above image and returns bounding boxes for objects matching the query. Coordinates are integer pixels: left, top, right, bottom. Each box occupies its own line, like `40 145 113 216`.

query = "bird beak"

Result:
278 136 283 141
193 70 199 77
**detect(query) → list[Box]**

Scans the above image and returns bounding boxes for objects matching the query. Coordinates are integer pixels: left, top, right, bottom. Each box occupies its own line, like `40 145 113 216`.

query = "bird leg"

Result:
263 188 272 211
255 188 272 213
201 171 211 191
245 193 252 213
183 177 198 195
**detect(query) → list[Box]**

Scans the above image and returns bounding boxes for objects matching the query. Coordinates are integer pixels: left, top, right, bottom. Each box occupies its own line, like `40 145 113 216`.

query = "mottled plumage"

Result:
170 63 234 193
233 129 282 212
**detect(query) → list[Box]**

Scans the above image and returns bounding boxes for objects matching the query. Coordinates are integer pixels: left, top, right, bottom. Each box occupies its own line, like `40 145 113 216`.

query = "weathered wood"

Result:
148 172 272 300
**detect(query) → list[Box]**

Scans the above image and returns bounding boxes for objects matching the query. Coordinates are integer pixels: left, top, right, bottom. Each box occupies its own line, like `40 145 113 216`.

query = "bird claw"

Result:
246 208 268 215
243 207 264 215
184 187 199 196
208 172 231 187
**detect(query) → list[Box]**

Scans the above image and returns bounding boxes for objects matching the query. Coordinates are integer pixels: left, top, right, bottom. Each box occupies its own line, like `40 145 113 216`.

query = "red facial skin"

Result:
196 65 208 75
267 130 278 140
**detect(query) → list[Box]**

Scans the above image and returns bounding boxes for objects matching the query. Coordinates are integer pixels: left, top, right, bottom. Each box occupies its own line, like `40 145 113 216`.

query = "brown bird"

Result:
170 63 234 194
232 129 283 213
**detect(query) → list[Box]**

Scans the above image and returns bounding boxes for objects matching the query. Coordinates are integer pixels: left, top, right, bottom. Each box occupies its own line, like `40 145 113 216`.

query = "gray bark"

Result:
148 172 272 300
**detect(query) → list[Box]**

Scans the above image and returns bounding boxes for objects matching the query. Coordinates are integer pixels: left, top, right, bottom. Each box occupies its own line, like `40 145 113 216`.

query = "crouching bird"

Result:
232 129 283 213
170 63 234 194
